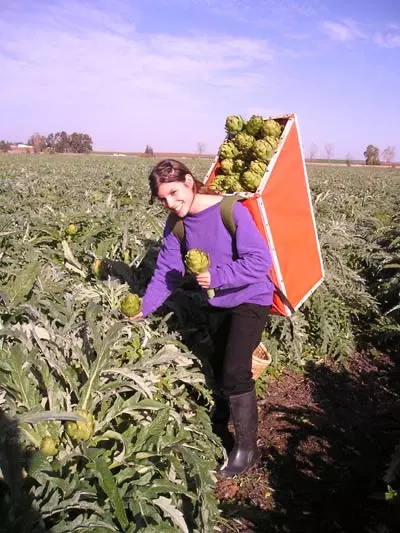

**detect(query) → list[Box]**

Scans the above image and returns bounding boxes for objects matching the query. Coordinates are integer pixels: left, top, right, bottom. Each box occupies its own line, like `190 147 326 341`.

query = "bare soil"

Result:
215 352 400 532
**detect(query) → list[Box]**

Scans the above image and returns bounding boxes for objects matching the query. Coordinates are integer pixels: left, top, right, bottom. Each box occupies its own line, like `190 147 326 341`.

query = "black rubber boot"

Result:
217 389 261 478
211 393 234 454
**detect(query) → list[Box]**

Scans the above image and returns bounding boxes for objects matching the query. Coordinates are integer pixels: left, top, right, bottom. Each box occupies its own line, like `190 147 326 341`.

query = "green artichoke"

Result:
225 115 245 136
261 119 282 139
264 135 279 150
219 158 235 175
249 160 267 176
65 410 95 442
66 223 78 236
219 141 239 159
240 170 262 192
209 175 225 193
233 158 246 173
184 249 215 299
234 132 255 152
40 436 58 456
120 293 141 317
245 115 264 136
252 139 274 162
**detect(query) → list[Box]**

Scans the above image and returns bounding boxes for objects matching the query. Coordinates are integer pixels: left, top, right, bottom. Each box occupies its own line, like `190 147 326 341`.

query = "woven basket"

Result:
251 342 272 380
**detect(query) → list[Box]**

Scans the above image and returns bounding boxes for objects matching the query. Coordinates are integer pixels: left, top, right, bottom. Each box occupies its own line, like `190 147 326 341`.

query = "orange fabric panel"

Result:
261 121 323 308
243 197 286 315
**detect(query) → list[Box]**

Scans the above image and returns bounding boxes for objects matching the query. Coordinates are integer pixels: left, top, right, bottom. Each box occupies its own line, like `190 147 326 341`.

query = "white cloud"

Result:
322 20 366 42
0 2 276 150
374 32 400 48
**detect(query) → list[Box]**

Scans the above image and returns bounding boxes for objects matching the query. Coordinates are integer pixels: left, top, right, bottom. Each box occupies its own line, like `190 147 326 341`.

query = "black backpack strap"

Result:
170 213 185 244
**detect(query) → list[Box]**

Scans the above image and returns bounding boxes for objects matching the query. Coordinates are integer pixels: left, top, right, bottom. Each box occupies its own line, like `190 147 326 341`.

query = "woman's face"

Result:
157 175 195 217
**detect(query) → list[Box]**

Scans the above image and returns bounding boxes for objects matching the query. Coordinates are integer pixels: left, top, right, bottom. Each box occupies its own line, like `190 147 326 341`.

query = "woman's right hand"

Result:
129 312 143 321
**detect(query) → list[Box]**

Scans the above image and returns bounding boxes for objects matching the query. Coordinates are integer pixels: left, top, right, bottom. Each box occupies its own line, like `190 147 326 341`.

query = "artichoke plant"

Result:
184 249 215 299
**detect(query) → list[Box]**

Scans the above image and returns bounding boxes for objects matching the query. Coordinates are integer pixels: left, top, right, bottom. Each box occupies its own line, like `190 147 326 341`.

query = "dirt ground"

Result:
215 352 400 533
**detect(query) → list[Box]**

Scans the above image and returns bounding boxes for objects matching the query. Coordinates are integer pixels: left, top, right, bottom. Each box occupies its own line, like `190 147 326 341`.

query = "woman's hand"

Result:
129 312 144 321
196 271 211 289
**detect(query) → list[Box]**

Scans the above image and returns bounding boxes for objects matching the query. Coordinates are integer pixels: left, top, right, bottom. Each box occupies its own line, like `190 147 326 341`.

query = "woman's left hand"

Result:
196 271 211 289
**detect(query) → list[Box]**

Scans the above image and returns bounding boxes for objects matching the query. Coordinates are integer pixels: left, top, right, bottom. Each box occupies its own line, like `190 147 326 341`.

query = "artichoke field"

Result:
0 154 399 531
0 155 221 532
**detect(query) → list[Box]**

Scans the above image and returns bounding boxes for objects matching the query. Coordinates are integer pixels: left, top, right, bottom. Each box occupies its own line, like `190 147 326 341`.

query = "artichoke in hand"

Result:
184 249 215 299
120 293 142 317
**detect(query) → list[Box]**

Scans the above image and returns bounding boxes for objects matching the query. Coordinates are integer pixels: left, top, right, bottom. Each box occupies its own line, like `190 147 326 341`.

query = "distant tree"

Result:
69 132 93 154
381 145 396 165
309 143 319 161
144 145 154 156
0 140 11 153
46 133 55 152
325 143 334 163
27 133 47 153
44 131 93 153
364 144 380 165
197 142 206 156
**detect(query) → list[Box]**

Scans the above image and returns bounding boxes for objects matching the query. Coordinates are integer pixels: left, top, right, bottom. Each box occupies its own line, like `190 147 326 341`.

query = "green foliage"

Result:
0 154 220 532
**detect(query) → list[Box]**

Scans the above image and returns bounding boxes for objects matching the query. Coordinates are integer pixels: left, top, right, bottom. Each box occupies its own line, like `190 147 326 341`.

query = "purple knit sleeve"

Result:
208 202 272 290
141 215 185 317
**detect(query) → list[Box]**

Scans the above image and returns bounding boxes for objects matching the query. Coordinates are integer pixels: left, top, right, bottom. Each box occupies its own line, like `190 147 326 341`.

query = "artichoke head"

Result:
245 115 264 136
233 158 246 173
240 170 262 192
92 258 103 279
65 409 94 442
261 119 282 139
249 160 267 176
120 293 141 317
252 139 274 162
219 141 239 160
66 223 78 236
234 132 255 152
40 436 58 456
225 115 245 136
219 158 235 175
185 249 210 274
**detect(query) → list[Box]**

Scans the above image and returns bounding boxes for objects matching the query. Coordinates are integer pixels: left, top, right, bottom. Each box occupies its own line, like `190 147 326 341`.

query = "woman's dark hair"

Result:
149 159 212 204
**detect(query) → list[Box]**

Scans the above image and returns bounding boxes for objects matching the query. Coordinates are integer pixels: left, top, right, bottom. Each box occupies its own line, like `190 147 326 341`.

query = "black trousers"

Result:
207 303 271 397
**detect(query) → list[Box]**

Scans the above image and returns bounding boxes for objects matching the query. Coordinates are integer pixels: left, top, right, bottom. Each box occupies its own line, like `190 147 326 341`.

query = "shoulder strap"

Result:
219 196 240 236
170 213 185 244
170 196 239 244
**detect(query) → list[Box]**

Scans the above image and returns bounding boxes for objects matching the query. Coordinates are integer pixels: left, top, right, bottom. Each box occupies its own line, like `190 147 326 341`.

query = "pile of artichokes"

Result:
210 115 283 194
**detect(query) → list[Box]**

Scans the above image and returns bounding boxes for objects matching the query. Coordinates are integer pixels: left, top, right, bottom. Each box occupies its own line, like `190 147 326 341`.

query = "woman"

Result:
133 159 274 478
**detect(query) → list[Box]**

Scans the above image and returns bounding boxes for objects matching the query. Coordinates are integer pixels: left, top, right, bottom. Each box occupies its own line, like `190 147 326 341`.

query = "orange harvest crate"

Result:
204 113 325 316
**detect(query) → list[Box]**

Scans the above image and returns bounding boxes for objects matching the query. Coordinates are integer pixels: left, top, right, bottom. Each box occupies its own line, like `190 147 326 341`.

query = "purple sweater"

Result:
141 200 274 317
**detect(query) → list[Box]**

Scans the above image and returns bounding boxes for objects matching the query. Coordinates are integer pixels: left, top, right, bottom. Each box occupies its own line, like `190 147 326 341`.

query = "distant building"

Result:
9 144 34 154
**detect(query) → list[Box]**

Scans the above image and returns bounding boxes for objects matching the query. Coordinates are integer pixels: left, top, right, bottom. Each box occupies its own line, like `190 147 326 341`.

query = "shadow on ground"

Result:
218 352 400 533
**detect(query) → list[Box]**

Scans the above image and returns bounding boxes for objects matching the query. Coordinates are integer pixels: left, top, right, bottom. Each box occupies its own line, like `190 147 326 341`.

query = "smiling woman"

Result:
134 158 275 478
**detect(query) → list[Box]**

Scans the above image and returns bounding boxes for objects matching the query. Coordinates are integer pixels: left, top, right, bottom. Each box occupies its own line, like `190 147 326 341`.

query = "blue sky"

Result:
0 0 399 159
